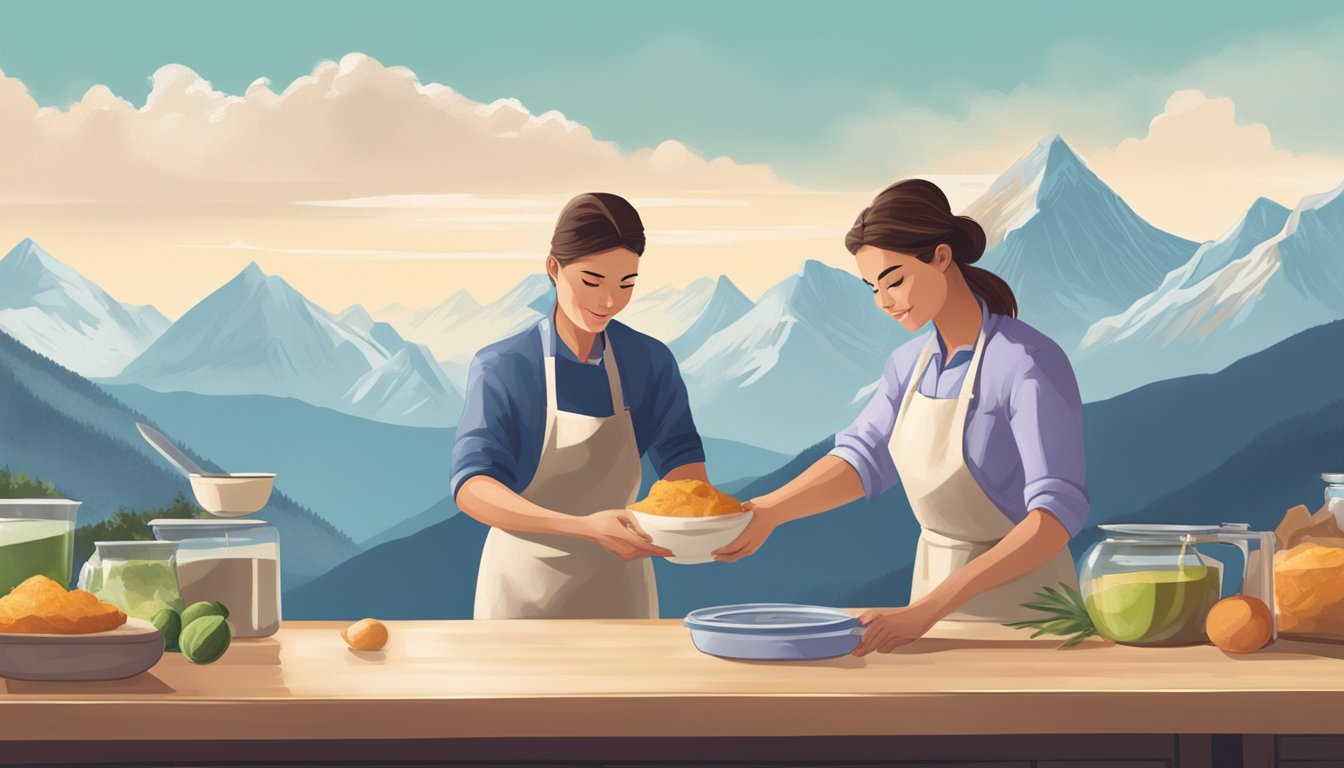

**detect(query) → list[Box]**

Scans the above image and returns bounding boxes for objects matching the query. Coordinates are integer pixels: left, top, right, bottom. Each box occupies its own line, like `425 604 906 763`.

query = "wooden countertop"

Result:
4 616 1344 740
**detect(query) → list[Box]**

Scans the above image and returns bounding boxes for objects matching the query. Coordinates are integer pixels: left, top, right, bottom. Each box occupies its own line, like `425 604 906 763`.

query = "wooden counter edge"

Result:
3 690 1344 740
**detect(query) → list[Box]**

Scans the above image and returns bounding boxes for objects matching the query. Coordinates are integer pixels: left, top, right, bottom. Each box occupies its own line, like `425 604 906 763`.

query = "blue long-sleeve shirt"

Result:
451 311 706 501
829 298 1090 537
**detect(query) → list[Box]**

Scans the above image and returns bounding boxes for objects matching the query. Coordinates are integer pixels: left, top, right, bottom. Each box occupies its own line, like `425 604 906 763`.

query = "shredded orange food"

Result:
630 479 743 517
0 575 127 634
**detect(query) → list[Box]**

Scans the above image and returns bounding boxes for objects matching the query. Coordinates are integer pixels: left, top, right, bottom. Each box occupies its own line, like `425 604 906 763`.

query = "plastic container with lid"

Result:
78 540 185 621
150 518 282 637
683 603 864 660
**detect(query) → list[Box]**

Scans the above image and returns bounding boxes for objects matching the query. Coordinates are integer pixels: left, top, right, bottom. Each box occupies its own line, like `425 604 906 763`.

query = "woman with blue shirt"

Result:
714 179 1086 655
452 192 708 619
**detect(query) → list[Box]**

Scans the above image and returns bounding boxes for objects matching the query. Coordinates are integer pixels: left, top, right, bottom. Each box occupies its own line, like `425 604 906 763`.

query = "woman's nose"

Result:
600 292 617 308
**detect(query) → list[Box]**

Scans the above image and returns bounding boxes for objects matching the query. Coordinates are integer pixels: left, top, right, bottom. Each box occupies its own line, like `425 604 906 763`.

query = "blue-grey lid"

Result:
683 603 859 635
1324 473 1344 484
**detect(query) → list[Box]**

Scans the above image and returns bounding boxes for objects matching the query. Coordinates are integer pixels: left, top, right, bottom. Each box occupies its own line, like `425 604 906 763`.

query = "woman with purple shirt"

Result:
713 179 1086 656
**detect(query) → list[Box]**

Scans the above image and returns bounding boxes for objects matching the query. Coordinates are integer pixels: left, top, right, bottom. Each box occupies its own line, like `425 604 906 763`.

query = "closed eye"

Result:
582 279 599 288
888 278 904 289
620 284 634 290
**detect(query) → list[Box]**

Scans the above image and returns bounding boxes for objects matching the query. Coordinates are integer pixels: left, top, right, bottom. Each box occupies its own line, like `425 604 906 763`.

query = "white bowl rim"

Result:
189 473 276 479
0 498 82 505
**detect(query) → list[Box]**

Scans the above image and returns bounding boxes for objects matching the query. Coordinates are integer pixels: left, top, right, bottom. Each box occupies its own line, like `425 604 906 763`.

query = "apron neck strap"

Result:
536 315 627 414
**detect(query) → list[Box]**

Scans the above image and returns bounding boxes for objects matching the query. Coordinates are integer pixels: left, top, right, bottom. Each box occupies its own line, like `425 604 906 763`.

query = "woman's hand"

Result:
711 499 779 562
578 509 673 560
852 605 940 656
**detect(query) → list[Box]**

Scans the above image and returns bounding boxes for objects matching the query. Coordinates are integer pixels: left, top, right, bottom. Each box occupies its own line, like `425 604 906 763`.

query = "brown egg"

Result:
341 618 389 651
1205 596 1273 653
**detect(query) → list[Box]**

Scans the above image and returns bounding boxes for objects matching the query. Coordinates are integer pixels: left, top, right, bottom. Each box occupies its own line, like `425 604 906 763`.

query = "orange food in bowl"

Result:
630 479 742 518
0 575 127 634
1205 595 1273 653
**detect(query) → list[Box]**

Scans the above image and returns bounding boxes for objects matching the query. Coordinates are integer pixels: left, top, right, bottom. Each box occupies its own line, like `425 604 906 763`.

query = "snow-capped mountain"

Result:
681 260 912 452
620 276 753 361
113 263 463 427
374 291 482 362
1075 183 1344 400
430 274 555 366
963 135 1198 350
0 238 170 377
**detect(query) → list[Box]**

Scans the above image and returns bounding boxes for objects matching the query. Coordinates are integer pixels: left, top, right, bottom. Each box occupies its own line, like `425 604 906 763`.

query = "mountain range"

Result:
1076 183 1344 400
111 262 464 427
0 239 169 378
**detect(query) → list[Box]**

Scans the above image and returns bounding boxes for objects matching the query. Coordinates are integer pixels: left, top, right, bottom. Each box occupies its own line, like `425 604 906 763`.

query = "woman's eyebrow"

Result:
861 265 902 287
621 273 638 281
581 270 606 279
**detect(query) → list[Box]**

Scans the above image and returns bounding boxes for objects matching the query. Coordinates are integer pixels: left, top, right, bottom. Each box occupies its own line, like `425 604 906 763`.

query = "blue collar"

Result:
540 311 606 366
933 295 992 369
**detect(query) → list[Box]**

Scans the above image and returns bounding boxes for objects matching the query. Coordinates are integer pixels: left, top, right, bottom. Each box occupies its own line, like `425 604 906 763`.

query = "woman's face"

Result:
854 244 953 332
548 246 641 333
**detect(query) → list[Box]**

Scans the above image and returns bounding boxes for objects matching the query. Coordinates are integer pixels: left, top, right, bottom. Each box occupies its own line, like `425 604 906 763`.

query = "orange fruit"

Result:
1205 595 1273 653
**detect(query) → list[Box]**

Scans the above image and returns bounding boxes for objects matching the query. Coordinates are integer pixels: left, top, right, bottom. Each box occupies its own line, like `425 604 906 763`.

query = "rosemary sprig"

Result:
1003 583 1098 649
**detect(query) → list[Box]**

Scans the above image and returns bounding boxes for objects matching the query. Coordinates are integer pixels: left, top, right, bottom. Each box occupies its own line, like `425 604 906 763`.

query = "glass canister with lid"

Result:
150 518 282 637
1324 473 1344 525
78 540 185 621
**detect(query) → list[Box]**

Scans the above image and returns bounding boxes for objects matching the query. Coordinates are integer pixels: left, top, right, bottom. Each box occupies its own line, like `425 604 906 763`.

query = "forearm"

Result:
756 456 866 524
662 462 709 483
910 508 1070 619
455 476 587 538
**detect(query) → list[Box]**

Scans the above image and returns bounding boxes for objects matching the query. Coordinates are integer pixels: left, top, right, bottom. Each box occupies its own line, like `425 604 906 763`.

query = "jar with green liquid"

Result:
1079 524 1276 646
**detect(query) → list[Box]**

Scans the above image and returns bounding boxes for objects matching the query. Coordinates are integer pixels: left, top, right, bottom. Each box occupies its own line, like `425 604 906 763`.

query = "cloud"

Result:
0 53 788 203
1086 90 1344 239
808 20 1344 238
192 240 537 261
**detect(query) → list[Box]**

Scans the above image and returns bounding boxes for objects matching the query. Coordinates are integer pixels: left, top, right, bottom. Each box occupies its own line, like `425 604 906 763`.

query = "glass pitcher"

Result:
1078 524 1276 646
77 540 185 621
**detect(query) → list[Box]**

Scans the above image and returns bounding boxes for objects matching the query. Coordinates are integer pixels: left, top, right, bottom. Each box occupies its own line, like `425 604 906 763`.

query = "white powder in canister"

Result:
175 557 281 637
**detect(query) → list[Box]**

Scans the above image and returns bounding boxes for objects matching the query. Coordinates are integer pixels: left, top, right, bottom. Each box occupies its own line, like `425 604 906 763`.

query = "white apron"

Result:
888 329 1077 622
473 319 656 619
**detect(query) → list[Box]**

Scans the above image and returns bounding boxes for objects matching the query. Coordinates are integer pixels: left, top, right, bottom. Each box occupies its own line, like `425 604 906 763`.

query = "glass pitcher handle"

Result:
1197 540 1247 600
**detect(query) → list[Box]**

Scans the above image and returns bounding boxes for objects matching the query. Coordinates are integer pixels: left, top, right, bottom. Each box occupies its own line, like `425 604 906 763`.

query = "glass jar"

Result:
79 541 184 621
0 499 80 595
1078 524 1275 646
150 518 281 637
1325 474 1344 524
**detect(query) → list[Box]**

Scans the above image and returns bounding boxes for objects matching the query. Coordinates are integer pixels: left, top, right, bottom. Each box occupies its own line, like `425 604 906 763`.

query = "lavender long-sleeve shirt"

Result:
829 299 1089 537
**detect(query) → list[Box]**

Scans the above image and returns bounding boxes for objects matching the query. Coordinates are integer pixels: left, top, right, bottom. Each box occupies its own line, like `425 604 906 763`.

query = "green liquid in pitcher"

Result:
1084 566 1221 645
0 520 74 596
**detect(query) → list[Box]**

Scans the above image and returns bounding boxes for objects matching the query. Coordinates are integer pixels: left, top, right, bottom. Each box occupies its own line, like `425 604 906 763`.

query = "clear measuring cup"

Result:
77 540 185 621
1079 524 1276 646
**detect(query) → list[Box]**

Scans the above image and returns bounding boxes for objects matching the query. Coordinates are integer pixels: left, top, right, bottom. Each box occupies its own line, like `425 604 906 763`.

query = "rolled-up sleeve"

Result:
645 346 706 475
451 354 522 501
1007 344 1089 537
828 351 904 501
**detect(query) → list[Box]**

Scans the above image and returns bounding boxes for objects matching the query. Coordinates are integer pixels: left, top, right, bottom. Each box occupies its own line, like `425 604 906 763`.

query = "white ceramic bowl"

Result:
188 473 275 516
629 510 753 565
0 617 164 681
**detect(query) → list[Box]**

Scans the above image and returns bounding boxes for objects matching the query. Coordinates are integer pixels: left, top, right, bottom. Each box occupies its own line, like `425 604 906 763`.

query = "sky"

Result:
0 1 1341 317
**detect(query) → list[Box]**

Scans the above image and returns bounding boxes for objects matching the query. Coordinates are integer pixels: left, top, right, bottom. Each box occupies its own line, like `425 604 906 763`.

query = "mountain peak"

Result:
3 238 60 272
240 261 267 282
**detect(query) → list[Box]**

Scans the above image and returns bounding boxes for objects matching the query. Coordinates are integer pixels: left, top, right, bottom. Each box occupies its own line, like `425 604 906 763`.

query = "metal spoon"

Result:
135 422 227 478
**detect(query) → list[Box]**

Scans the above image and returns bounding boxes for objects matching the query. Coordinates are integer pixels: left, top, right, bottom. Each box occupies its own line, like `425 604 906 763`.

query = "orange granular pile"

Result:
630 479 743 517
0 575 127 634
